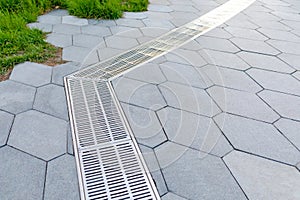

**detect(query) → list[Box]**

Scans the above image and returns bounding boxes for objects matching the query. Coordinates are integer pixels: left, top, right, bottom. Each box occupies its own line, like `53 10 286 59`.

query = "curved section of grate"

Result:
64 0 256 199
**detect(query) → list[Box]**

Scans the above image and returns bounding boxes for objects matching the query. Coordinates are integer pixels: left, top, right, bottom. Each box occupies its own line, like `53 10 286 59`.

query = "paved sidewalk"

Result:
1 0 300 199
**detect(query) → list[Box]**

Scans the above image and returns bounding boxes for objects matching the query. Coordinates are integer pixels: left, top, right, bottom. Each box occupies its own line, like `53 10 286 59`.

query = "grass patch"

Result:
0 0 148 75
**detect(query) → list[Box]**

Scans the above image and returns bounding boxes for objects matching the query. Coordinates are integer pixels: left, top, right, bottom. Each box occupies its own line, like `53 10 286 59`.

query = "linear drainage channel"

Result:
64 0 256 199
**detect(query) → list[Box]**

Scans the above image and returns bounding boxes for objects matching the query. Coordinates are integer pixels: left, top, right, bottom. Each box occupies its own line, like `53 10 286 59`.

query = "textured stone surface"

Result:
81 25 111 37
267 40 300 55
8 110 67 160
224 151 300 200
162 192 187 200
44 155 80 200
196 36 240 53
275 118 300 150
52 62 80 86
225 26 267 40
63 46 93 62
0 80 36 114
73 34 104 48
46 33 72 48
0 111 14 146
10 62 52 87
62 16 88 26
0 146 46 200
105 36 138 50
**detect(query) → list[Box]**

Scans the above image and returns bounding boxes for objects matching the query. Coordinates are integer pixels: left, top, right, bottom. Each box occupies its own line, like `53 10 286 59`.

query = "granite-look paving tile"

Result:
115 18 145 28
0 146 46 200
33 84 68 121
224 27 268 41
196 36 240 53
250 19 292 31
62 46 92 62
170 18 191 27
67 126 74 155
278 53 300 70
143 19 175 29
81 25 111 37
53 24 81 34
170 11 198 21
247 68 300 96
8 110 67 161
139 144 160 172
259 90 300 121
272 11 300 21
47 9 69 16
105 35 138 50
27 22 52 32
267 40 300 55
138 36 154 44
44 155 80 200
148 4 173 12
118 28 143 38
159 82 221 117
62 16 88 26
155 143 247 200
215 113 300 165
157 107 232 157
200 49 251 70
266 4 298 13
159 62 212 89
275 118 300 150
226 18 259 29
204 27 232 39
167 48 207 67
181 40 203 51
224 151 300 200
46 33 72 47
281 20 300 30
207 86 279 123
144 11 173 20
162 192 187 200
170 5 198 12
123 12 147 19
0 111 14 146
246 11 281 21
80 50 100 67
238 51 295 73
73 34 103 48
140 27 169 37
109 25 134 35
96 19 116 27
258 28 300 43
114 78 166 111
230 38 280 55
97 47 124 61
0 80 36 114
121 103 167 148
10 62 52 87
293 71 300 81
38 14 61 24
52 62 80 86
200 65 262 92
152 170 168 196
125 63 166 84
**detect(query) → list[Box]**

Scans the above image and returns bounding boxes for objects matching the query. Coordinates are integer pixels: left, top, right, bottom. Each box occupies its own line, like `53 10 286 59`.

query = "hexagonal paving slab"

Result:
0 146 46 200
8 110 67 161
0 80 36 114
33 84 69 120
0 111 14 147
10 62 52 87
51 62 81 86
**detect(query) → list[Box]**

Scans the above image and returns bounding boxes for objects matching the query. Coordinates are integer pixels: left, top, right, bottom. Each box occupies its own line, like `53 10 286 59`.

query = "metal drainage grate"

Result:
64 0 256 199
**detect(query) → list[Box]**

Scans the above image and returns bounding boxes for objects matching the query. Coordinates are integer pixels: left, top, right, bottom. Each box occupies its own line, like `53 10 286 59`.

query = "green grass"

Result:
0 0 148 75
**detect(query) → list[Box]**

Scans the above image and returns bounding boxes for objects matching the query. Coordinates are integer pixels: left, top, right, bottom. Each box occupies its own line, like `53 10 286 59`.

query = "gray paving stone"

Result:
170 5 198 12
0 80 36 114
248 68 300 95
281 20 300 30
148 4 173 12
200 65 262 92
0 111 14 146
267 40 300 55
159 82 221 117
162 192 187 200
230 38 280 55
181 40 203 51
38 14 61 24
67 126 74 155
114 78 166 110
79 50 100 68
123 12 147 19
117 28 143 38
159 62 213 89
109 25 134 35
204 27 232 39
272 11 300 21
215 113 300 165
81 25 111 37
155 143 247 200
46 33 72 48
238 51 295 73
10 62 52 87
62 46 92 62
143 19 175 29
33 84 68 121
226 17 259 29
27 22 53 32
73 34 103 48
138 36 154 44
140 27 169 37
246 11 281 21
145 11 173 20
44 155 80 200
152 170 168 196
125 63 166 84
157 107 232 157
224 151 300 200
53 24 81 34
259 90 300 121
200 49 251 70
115 18 145 28
121 103 167 148
139 144 160 172
0 147 45 199
97 47 123 61
96 19 116 27
278 53 300 70
47 9 69 16
293 71 300 81
196 36 240 53
52 62 81 86
8 110 67 161
207 86 279 123
167 48 207 67
170 11 198 21
250 19 292 31
275 118 300 150
225 27 268 41
105 35 138 50
62 16 88 26
258 28 300 43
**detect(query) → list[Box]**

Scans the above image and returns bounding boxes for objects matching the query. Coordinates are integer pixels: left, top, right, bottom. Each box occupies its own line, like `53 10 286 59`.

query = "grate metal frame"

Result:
64 0 256 199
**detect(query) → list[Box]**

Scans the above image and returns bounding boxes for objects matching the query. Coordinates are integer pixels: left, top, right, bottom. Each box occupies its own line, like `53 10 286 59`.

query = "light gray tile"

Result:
46 33 72 47
162 192 187 200
258 28 300 42
278 53 300 70
148 5 173 12
81 25 111 37
197 36 240 53
225 27 268 41
73 34 104 48
105 36 138 50
0 111 14 146
53 24 81 34
52 62 81 86
275 118 300 150
267 40 300 55
38 14 61 24
62 46 92 62
62 16 88 26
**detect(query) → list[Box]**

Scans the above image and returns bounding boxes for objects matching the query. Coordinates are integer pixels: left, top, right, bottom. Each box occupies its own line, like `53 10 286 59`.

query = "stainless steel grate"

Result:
64 0 256 199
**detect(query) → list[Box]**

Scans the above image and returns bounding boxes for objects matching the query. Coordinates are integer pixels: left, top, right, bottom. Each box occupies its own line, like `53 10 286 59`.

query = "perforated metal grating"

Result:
64 0 256 199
